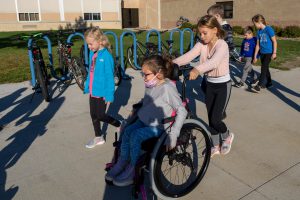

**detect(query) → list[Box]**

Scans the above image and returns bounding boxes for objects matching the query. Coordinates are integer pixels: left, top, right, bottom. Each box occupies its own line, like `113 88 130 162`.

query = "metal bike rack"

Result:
169 28 183 55
27 35 53 87
105 31 131 79
104 31 119 57
67 32 88 67
146 29 162 53
120 30 140 70
181 28 194 52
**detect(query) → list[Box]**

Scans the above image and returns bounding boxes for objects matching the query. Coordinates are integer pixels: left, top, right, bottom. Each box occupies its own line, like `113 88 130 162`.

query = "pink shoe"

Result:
211 146 221 158
221 133 234 155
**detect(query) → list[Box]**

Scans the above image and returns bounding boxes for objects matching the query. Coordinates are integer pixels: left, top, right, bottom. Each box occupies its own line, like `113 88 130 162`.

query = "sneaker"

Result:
252 85 261 93
85 136 105 148
113 163 135 187
221 132 234 155
235 81 244 88
202 145 220 158
105 159 128 182
251 79 259 87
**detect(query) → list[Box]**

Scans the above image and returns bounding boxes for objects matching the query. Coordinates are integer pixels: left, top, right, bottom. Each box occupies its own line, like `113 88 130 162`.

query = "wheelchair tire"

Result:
149 119 211 199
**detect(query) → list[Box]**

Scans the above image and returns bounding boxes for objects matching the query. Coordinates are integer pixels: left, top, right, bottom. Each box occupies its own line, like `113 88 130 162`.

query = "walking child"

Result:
84 27 121 148
105 55 187 186
173 15 234 158
251 14 277 92
235 26 258 88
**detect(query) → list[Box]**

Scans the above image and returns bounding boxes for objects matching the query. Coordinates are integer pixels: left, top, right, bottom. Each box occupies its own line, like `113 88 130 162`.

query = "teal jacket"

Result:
84 48 115 102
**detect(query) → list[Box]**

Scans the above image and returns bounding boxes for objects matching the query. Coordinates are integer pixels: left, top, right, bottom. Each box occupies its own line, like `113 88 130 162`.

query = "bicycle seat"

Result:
166 40 174 45
66 42 74 47
146 42 157 49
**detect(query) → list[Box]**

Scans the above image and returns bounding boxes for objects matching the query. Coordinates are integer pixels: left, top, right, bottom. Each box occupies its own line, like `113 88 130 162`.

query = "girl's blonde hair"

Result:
252 14 267 25
197 15 226 39
84 27 111 49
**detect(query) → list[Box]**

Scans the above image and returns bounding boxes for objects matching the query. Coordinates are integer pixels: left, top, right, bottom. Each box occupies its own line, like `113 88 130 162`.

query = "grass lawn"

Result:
0 30 299 84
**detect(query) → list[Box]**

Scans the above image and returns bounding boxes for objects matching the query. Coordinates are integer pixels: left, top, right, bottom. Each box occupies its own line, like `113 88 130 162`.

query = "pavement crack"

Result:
238 161 300 200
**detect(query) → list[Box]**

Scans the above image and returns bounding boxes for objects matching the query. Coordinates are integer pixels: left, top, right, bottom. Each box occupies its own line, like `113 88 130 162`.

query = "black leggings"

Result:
258 53 272 87
205 81 232 146
89 96 120 137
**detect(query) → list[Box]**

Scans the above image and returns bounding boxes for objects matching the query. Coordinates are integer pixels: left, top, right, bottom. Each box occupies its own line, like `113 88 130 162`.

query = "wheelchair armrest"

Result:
162 116 176 124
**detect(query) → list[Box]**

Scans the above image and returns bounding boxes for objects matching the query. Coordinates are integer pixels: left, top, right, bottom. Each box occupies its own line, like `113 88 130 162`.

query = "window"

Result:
19 13 39 21
216 1 233 19
84 13 101 21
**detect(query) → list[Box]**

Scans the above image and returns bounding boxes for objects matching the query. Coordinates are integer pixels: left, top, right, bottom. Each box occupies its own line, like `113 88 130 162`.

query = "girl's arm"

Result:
165 87 188 151
104 53 115 102
253 40 260 63
271 36 277 60
173 42 202 66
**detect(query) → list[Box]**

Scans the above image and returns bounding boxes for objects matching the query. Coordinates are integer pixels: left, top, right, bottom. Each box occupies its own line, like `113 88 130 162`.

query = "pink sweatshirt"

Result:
173 39 229 77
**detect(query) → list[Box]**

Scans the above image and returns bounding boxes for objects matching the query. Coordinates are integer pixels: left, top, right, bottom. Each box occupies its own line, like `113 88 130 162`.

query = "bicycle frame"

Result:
27 35 52 87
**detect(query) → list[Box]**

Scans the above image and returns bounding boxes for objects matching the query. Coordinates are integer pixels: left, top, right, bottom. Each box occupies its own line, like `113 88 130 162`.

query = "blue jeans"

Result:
120 119 163 165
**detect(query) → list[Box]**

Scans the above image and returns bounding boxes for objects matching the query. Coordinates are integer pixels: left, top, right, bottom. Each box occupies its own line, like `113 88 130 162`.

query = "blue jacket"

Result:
240 37 257 58
84 48 115 102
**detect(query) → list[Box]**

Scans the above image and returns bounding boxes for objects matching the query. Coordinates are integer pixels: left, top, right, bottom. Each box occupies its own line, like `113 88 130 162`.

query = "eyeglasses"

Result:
140 72 153 78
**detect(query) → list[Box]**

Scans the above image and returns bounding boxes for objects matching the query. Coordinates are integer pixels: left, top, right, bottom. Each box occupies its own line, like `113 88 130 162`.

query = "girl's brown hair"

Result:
197 15 226 39
141 54 174 80
252 14 266 25
84 27 111 49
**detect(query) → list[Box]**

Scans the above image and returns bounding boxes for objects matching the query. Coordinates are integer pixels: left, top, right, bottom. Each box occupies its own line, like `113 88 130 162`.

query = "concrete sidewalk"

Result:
0 67 299 200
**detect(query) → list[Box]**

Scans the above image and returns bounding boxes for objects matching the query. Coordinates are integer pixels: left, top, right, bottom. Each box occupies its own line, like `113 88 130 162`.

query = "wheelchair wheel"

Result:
149 119 211 199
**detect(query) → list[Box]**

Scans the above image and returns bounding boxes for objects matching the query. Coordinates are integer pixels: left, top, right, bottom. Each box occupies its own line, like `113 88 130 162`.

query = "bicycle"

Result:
105 65 211 199
15 33 51 102
176 16 190 27
127 30 180 70
55 31 87 90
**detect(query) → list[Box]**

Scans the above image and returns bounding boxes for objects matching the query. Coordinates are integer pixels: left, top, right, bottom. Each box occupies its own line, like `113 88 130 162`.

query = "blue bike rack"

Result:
169 29 183 55
120 30 140 70
146 29 162 53
104 31 119 57
181 28 194 52
67 32 88 67
105 31 131 79
27 35 53 87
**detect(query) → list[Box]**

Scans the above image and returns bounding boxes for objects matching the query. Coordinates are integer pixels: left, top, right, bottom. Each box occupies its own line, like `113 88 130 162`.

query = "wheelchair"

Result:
105 65 212 200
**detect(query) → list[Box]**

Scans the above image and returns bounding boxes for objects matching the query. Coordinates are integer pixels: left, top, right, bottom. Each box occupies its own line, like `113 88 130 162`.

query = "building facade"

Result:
0 0 122 31
129 0 300 29
0 0 299 31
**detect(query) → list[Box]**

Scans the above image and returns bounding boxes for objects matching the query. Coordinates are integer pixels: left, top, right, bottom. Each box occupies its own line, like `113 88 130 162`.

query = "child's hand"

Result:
189 68 200 80
239 57 242 62
272 53 277 60
253 58 258 64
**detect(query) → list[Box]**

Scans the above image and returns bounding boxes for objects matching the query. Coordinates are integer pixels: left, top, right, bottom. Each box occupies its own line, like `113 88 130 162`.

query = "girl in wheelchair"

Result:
105 55 188 187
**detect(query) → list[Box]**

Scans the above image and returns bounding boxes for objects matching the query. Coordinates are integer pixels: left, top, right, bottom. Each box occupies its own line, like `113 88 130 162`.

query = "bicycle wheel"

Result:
35 61 50 102
127 46 138 70
114 64 122 86
150 119 211 199
70 56 87 91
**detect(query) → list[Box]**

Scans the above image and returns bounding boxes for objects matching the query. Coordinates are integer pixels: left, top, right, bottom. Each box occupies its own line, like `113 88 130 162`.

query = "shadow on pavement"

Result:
0 81 68 200
268 80 300 112
102 79 132 138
